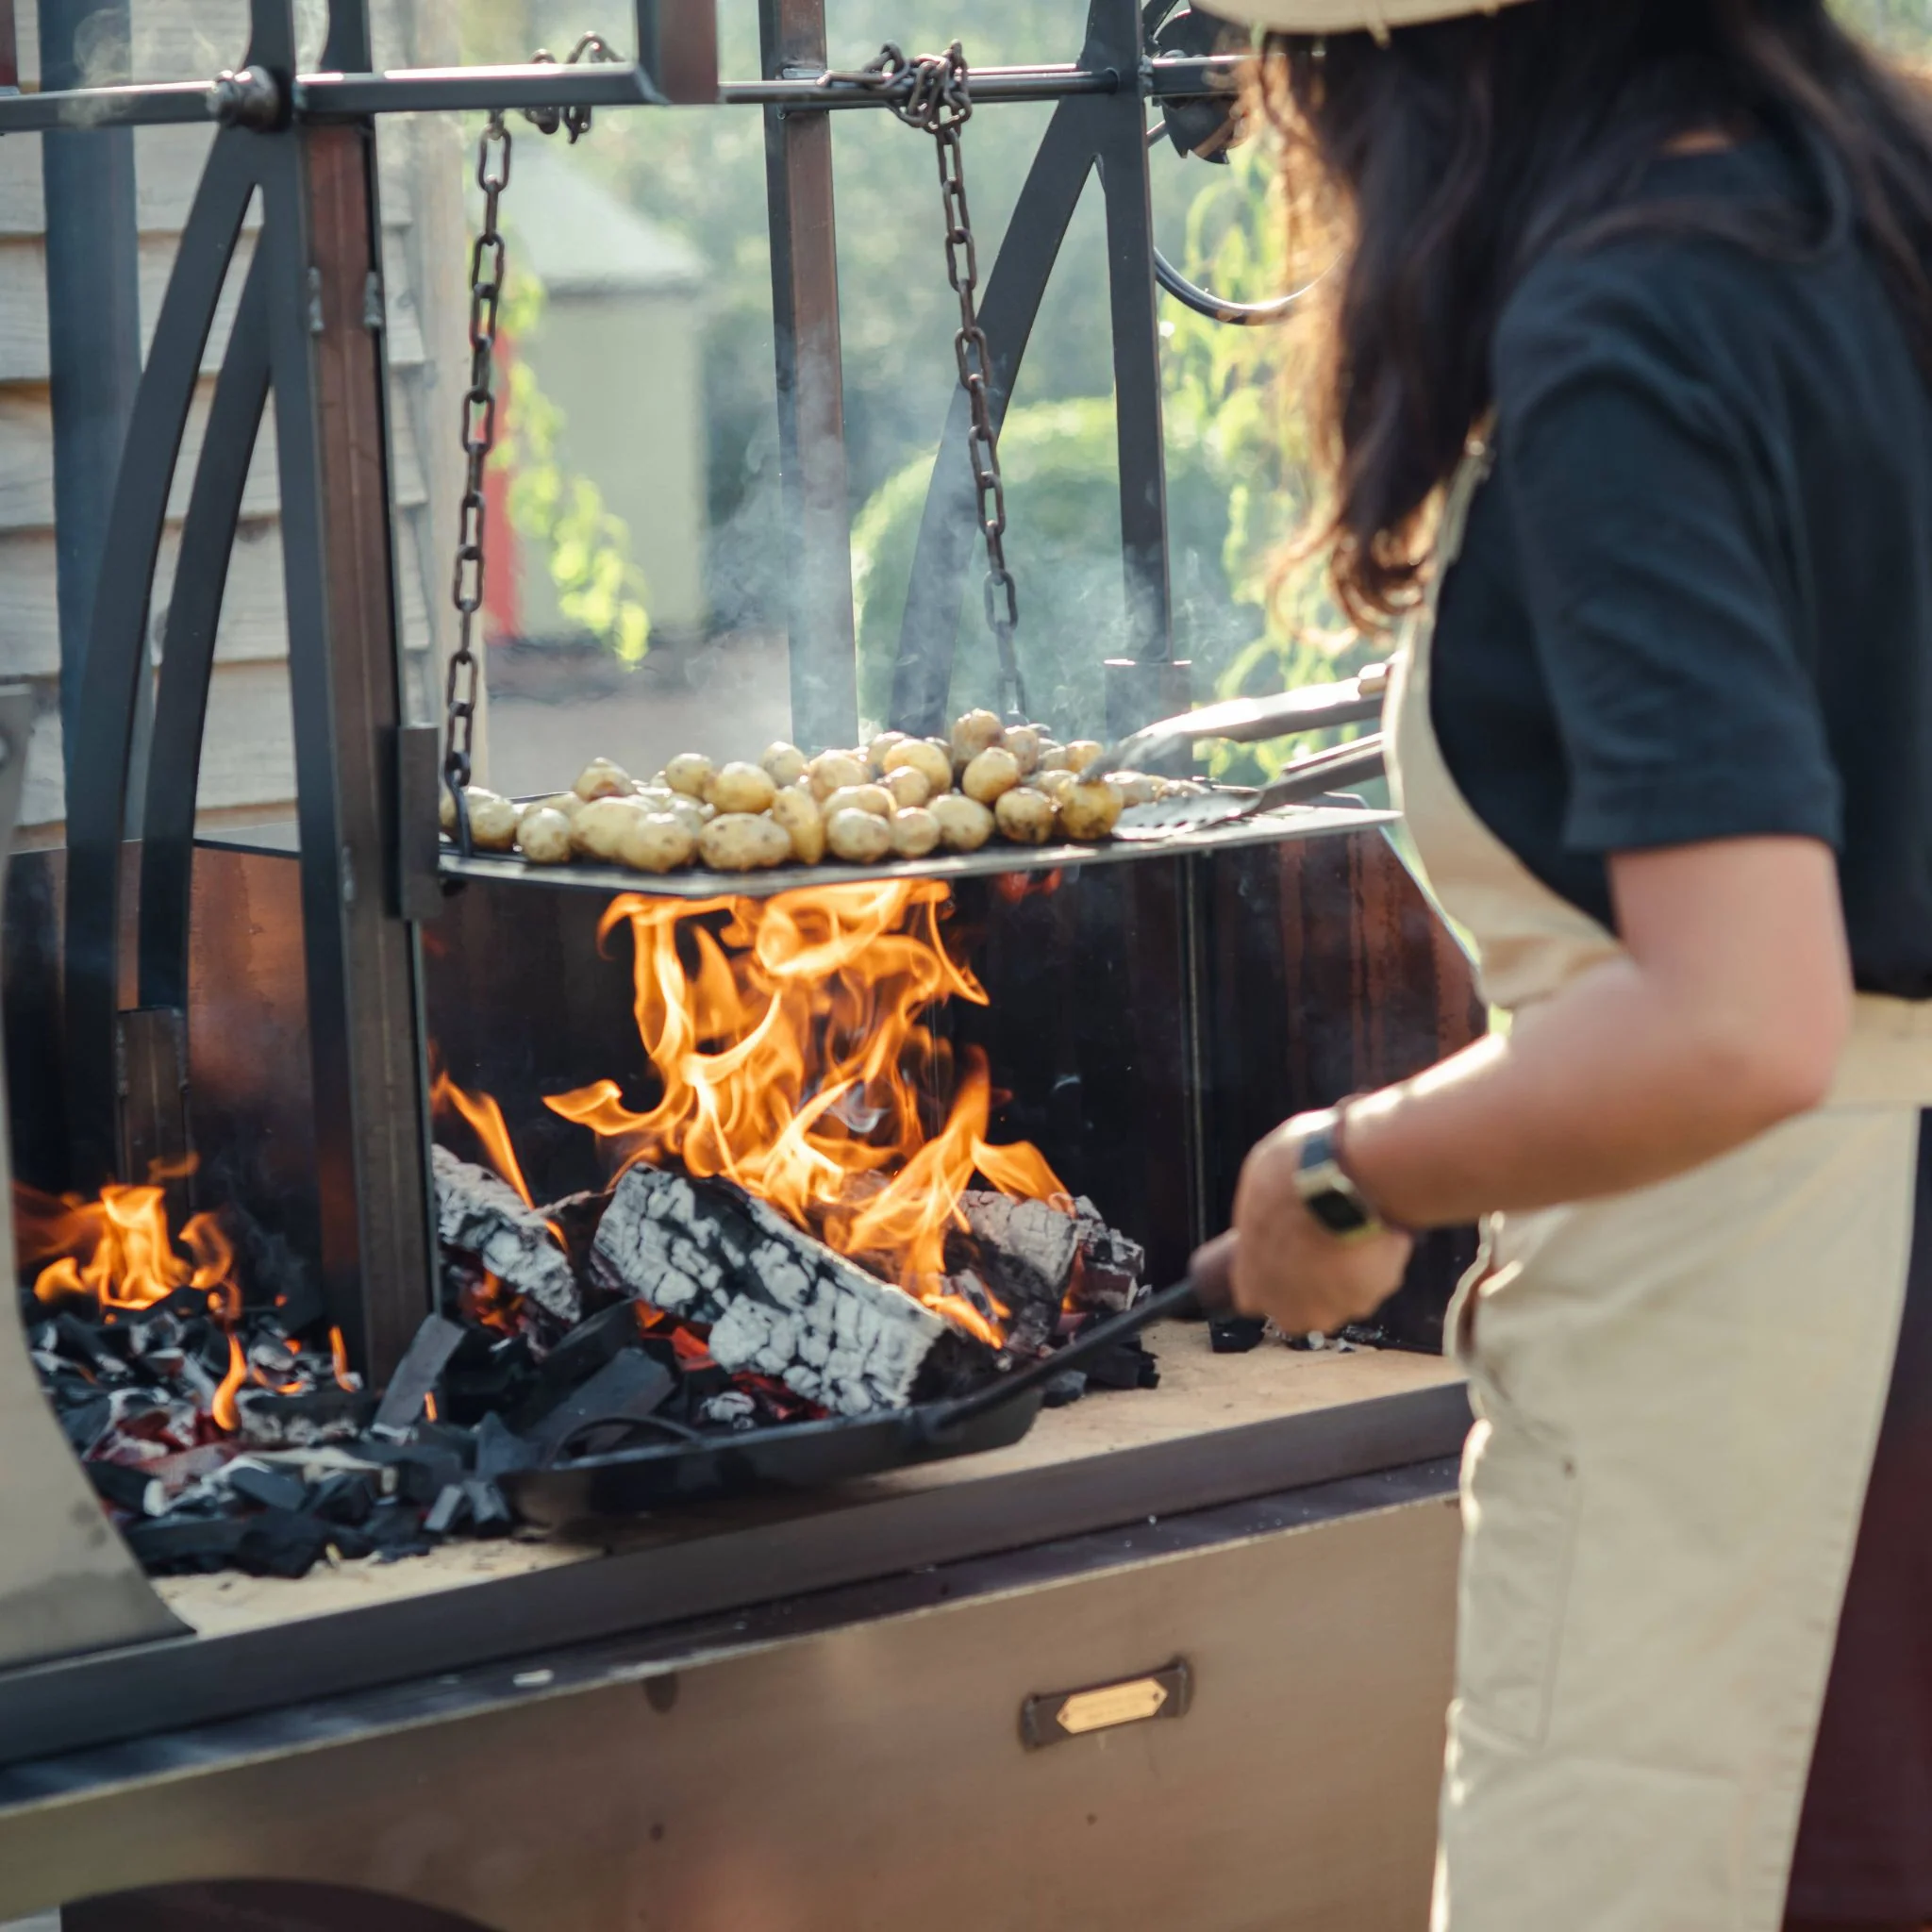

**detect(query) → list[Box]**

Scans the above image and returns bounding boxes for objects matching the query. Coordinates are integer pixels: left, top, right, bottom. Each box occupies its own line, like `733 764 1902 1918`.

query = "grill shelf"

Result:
430 799 1392 901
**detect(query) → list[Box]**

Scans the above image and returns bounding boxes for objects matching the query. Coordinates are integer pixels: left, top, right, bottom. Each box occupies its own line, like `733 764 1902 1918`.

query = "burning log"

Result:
590 1164 993 1416
944 1191 1148 1354
431 1145 580 1325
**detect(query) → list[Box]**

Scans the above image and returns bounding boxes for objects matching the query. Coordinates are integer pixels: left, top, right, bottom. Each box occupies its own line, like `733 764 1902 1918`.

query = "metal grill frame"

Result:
3 0 1245 1380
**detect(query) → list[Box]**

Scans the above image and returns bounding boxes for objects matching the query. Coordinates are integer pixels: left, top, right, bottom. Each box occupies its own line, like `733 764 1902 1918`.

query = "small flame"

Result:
18 1177 236 1317
433 1070 538 1208
538 883 1071 1326
16 1162 256 1434
211 1332 247 1432
328 1324 359 1392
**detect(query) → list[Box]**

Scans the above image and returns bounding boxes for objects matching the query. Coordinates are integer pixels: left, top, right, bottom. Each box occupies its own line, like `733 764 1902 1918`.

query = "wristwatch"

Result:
1292 1109 1390 1243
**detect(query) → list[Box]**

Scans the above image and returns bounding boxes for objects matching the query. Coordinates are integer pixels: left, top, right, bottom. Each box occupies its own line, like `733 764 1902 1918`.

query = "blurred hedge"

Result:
850 397 1257 739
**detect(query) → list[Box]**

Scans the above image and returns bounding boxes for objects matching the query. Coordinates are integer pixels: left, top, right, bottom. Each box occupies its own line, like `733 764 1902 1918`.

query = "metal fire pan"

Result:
505 1394 1041 1529
434 800 1391 902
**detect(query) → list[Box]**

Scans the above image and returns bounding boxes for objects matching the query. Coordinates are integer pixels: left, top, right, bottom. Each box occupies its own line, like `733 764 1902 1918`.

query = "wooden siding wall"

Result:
0 0 469 838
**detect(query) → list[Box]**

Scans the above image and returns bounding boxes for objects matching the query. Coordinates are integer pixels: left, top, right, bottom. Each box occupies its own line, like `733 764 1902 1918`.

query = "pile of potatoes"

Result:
440 711 1197 876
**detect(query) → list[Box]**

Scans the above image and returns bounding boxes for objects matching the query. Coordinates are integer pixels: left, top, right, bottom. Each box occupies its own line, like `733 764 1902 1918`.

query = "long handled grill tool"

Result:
501 1257 1237 1526
1113 733 1387 840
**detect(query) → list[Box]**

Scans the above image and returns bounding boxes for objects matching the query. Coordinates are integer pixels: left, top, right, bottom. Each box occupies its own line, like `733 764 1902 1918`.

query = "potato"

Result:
962 746 1023 806
770 785 827 865
516 806 575 865
664 753 715 800
711 760 778 816
466 791 521 853
882 765 933 811
612 812 691 875
867 731 908 774
1063 740 1106 778
574 757 633 803
950 709 1005 764
1035 768 1076 805
661 794 710 839
572 796 643 862
1112 770 1161 807
826 807 894 864
1059 777 1124 842
881 739 952 797
1003 724 1043 776
891 807 942 859
823 783 894 821
930 792 995 854
700 812 791 873
1035 741 1071 774
995 788 1057 847
633 784 675 809
533 790 586 821
761 741 809 789
808 751 869 802
439 787 458 835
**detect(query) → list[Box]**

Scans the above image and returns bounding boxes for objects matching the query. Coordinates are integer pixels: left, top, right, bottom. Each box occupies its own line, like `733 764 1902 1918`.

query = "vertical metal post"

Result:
0 0 18 91
39 0 146 805
760 0 858 752
258 0 436 1379
1090 0 1187 741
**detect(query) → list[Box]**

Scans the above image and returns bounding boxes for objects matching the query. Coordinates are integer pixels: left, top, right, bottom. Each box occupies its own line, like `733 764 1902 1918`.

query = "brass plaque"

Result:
1058 1677 1169 1735
1021 1659 1192 1750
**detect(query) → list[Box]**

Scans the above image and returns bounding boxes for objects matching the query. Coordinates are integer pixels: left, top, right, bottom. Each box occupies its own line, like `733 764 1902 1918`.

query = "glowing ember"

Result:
539 882 1070 1314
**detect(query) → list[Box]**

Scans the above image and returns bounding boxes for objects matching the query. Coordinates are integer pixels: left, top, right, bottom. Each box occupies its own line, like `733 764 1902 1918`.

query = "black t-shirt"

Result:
1432 141 1932 997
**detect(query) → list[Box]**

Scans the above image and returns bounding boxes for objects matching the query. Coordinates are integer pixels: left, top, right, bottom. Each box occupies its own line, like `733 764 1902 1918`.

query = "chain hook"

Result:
832 43 1027 723
442 38 619 858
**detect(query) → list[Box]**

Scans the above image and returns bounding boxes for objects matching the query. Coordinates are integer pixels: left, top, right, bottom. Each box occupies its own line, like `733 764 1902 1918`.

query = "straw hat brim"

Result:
1208 0 1536 30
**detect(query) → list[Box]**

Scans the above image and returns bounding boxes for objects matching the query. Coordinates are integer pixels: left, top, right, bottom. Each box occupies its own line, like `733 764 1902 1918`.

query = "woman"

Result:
1193 3 1932 1928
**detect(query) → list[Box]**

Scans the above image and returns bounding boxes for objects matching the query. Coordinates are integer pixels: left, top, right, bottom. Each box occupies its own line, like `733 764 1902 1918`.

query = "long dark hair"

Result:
1258 0 1932 624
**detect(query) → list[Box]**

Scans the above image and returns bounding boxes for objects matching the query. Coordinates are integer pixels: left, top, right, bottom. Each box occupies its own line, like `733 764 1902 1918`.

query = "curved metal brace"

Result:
136 252 272 1016
62 130 263 1189
1153 250 1309 326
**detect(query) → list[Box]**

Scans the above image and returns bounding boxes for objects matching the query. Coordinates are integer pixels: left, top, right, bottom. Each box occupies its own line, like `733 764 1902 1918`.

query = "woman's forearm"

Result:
1337 840 1854 1228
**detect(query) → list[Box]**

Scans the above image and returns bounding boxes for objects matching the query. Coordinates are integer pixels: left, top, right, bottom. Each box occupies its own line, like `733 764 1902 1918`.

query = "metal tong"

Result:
1077 660 1389 781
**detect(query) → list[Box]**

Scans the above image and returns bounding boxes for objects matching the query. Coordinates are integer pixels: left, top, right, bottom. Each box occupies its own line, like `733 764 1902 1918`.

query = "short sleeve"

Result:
1492 249 1844 856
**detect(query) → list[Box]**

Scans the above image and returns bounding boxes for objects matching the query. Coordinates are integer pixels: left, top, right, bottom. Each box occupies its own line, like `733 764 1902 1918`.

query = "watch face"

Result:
1305 1183 1373 1237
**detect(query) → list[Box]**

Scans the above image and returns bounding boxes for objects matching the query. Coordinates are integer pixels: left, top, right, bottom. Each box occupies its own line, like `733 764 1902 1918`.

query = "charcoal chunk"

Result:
526 1349 676 1463
235 1509 338 1579
369 1313 467 1439
224 1457 308 1514
85 1459 167 1517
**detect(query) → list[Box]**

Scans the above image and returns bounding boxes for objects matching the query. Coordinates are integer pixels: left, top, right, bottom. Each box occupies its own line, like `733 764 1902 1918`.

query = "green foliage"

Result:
493 269 652 664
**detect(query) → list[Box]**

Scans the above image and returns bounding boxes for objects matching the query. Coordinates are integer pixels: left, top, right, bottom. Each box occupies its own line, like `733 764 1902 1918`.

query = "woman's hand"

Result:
1208 1114 1414 1336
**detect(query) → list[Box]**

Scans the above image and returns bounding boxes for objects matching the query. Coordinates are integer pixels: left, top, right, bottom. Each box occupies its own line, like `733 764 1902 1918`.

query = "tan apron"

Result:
1390 439 1932 1932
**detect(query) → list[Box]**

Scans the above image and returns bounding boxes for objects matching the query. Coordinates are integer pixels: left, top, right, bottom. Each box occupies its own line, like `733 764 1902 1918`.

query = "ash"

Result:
23 1158 1150 1582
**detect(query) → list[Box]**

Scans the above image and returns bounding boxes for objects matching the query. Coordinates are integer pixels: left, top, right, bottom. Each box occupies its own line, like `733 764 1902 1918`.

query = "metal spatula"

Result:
1113 734 1387 840
1078 660 1388 780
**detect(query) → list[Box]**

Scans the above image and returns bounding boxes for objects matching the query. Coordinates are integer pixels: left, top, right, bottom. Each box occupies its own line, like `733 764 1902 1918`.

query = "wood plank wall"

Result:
1 0 469 840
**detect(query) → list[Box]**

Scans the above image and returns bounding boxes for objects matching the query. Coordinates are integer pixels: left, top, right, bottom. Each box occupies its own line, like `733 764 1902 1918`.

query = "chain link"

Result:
829 44 1028 723
442 36 622 855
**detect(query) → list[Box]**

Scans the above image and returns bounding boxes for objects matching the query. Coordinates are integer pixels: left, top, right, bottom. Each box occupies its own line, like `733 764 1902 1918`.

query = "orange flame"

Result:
17 1166 255 1431
433 1070 537 1208
211 1331 247 1432
539 882 1071 1319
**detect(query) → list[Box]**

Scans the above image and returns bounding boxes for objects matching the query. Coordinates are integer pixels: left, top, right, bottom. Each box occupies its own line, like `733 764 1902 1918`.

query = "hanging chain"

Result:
828 45 1028 723
442 35 622 856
